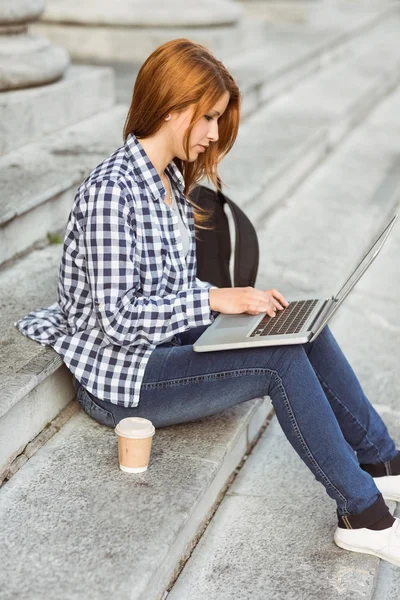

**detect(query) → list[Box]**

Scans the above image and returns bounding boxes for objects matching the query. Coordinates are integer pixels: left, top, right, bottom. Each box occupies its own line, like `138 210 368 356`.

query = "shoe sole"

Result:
334 536 400 567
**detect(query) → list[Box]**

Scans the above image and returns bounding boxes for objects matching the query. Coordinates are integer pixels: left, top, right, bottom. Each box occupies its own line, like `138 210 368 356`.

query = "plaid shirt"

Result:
15 133 219 408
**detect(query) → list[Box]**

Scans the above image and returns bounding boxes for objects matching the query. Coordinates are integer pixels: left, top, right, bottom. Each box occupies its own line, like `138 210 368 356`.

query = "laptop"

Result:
193 214 397 352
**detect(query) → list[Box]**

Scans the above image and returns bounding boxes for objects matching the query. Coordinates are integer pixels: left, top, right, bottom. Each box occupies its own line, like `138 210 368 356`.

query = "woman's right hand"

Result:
209 287 289 318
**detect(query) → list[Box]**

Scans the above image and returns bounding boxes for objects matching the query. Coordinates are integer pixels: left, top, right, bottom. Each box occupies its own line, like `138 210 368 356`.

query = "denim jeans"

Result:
73 324 398 517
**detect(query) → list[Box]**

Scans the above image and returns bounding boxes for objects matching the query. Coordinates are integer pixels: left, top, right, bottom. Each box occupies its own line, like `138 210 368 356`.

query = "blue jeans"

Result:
73 324 397 517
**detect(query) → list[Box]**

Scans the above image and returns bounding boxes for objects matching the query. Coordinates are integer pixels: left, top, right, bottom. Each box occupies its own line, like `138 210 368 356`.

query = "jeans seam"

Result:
77 387 116 427
141 367 269 389
272 370 348 511
311 363 387 464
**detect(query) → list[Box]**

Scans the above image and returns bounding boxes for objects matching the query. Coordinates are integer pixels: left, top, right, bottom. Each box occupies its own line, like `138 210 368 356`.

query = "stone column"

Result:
33 0 243 62
0 0 69 91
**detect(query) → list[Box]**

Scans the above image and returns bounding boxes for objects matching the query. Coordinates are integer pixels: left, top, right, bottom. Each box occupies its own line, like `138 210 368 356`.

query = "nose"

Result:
207 119 219 142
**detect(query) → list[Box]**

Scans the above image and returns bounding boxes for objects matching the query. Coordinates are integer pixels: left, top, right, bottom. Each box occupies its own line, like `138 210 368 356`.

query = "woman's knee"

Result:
314 324 332 344
272 343 309 379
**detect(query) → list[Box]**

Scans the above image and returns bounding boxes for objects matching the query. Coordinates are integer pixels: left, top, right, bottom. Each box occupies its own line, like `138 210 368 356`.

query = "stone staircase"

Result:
1 3 400 598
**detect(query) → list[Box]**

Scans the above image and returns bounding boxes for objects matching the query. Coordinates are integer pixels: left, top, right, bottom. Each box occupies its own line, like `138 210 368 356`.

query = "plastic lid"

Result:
114 417 155 439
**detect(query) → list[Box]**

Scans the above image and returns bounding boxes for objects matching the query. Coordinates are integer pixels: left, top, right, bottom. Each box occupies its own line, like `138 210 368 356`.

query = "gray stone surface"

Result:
0 366 75 474
41 0 242 27
0 0 68 91
220 12 400 218
31 20 260 66
0 20 70 90
253 84 400 298
228 2 400 114
0 32 69 91
168 419 396 600
0 0 44 25
328 242 400 417
0 245 62 416
0 396 272 600
30 0 397 65
373 494 400 599
0 64 115 156
0 241 77 472
0 104 126 264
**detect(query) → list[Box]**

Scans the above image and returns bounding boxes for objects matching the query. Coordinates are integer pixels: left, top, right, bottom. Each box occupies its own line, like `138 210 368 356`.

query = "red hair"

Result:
123 38 241 234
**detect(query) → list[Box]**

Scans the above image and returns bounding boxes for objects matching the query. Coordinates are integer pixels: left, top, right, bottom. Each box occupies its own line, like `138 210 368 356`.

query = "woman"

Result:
16 38 400 566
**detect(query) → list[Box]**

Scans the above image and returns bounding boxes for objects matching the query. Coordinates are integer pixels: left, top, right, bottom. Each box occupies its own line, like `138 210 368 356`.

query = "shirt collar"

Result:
124 132 185 201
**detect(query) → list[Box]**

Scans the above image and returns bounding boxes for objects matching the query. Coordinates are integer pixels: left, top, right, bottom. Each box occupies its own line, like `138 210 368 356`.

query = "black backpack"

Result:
190 185 259 289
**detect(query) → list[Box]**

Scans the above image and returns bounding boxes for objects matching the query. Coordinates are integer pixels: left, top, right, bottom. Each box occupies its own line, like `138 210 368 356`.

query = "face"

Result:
168 90 231 162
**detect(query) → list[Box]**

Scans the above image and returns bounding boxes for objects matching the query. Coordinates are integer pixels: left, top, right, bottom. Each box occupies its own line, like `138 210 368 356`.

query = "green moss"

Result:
47 232 63 244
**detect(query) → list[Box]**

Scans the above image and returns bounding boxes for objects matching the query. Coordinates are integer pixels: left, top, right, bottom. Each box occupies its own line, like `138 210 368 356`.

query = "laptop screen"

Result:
333 214 397 302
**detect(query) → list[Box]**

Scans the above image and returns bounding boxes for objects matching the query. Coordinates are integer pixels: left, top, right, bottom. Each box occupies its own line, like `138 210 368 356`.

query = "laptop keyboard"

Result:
249 299 319 337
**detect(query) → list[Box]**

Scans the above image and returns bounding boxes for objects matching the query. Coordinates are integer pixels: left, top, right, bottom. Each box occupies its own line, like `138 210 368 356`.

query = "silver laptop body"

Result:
193 215 397 353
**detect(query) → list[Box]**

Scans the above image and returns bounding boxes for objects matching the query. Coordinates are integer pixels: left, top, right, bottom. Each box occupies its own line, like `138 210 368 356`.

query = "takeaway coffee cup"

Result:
114 417 155 473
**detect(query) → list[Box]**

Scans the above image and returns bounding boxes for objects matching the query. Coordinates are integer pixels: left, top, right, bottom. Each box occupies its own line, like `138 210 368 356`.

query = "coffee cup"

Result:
114 417 155 473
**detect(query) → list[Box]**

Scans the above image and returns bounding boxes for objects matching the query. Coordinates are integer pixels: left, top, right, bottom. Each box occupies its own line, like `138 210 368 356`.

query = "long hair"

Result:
123 38 241 236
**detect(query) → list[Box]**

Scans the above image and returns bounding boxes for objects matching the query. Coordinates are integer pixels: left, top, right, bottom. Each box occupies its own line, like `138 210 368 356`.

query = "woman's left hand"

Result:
264 288 290 312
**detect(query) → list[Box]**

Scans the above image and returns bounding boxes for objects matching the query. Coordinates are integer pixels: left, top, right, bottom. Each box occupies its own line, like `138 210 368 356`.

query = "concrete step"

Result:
0 65 115 157
0 243 74 479
3 9 400 267
372 506 400 598
32 5 264 65
0 384 272 600
85 3 400 114
227 2 400 117
254 84 400 300
0 104 126 266
219 11 400 220
167 418 397 599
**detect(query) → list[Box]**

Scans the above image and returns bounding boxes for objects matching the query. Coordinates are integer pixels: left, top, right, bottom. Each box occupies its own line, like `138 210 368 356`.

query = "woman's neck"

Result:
137 133 174 178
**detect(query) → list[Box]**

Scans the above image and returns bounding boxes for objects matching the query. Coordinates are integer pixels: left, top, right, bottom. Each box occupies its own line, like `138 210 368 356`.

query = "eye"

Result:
204 115 213 121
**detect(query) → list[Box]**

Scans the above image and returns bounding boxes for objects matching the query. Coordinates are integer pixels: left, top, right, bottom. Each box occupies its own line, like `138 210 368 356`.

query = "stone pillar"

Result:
0 0 69 91
32 0 243 62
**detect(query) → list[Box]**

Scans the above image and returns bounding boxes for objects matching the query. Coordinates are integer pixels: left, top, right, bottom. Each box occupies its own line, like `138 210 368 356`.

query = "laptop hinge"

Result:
309 298 335 332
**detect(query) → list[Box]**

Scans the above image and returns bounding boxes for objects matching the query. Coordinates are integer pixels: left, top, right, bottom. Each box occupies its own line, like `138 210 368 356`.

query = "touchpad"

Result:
217 315 253 329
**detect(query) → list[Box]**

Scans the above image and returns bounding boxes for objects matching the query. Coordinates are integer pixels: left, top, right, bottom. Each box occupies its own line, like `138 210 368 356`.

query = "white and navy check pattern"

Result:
15 133 218 408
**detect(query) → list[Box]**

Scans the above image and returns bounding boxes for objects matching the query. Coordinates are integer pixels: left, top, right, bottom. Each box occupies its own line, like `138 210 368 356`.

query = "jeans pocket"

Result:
89 400 116 428
157 334 181 347
77 386 116 428
171 334 181 346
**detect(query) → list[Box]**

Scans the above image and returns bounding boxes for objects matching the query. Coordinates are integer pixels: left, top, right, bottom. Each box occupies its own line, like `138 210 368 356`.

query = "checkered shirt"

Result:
15 133 219 408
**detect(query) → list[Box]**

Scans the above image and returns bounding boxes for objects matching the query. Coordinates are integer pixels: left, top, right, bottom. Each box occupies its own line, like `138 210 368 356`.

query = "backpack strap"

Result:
190 185 232 288
218 190 259 288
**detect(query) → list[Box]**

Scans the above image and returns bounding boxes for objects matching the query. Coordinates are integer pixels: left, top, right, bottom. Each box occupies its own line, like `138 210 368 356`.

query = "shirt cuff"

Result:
185 288 217 328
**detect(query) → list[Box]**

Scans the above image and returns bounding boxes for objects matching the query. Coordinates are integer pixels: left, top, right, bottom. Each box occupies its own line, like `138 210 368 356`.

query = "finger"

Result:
261 302 276 317
273 299 284 311
260 294 277 317
269 289 289 307
268 301 276 318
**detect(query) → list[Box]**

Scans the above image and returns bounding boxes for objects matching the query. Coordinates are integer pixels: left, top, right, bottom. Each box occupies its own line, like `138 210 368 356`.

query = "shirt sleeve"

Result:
194 278 221 319
195 277 219 290
83 180 216 347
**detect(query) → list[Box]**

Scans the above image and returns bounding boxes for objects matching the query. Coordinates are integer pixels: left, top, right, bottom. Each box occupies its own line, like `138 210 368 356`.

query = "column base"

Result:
0 32 69 91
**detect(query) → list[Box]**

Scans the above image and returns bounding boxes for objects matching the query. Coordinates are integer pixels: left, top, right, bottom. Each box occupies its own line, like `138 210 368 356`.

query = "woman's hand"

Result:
209 287 289 317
